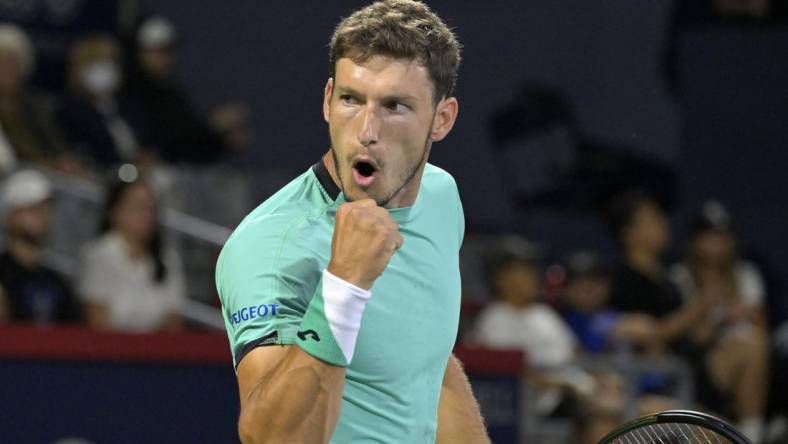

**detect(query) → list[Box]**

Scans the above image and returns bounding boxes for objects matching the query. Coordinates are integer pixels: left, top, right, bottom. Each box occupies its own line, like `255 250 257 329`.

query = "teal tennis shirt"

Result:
216 160 464 443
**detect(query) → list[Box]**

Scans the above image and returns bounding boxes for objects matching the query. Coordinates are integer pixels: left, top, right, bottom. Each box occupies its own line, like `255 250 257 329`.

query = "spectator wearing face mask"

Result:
124 16 250 164
57 34 152 170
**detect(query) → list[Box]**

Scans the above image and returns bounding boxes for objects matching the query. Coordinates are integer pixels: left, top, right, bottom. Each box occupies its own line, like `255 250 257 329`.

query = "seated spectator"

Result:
124 16 249 164
560 251 658 355
0 24 79 174
670 201 769 441
671 200 767 330
607 190 684 326
474 237 598 414
0 170 81 323
78 178 186 332
606 190 713 354
561 251 618 354
475 236 577 370
559 251 686 441
474 237 639 444
58 34 152 170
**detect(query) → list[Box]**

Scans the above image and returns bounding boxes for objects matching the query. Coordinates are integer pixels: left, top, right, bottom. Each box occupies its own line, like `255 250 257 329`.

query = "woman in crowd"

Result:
78 178 185 332
670 200 769 441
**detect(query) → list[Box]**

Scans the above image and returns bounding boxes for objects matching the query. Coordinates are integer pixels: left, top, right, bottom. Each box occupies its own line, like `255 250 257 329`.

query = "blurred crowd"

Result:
0 170 186 332
0 17 248 174
462 192 782 443
0 16 250 332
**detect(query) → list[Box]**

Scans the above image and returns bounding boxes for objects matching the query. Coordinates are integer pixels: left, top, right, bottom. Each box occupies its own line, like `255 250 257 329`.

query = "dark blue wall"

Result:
0 360 240 444
143 1 678 228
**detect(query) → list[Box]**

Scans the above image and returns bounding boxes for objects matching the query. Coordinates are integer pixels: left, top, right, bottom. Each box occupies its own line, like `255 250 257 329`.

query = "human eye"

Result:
339 94 358 105
384 100 408 113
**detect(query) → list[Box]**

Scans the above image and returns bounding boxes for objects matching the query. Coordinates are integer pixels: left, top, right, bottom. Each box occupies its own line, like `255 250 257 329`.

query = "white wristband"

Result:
321 269 372 363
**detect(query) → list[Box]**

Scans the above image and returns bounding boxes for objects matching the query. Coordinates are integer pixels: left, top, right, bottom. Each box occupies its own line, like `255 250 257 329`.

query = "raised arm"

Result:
232 199 403 443
436 354 491 444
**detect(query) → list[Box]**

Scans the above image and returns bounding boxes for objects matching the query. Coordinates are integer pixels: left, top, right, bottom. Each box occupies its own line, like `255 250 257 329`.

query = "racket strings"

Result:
612 422 733 444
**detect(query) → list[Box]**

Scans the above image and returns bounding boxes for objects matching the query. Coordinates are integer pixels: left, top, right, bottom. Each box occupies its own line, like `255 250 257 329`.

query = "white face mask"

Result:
80 60 120 96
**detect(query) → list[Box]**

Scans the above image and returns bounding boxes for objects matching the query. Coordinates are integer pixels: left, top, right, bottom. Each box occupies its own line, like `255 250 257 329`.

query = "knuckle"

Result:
347 206 367 221
377 227 391 242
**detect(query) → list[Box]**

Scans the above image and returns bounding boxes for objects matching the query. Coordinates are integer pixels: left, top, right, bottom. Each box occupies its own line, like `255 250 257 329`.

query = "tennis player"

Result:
216 1 490 442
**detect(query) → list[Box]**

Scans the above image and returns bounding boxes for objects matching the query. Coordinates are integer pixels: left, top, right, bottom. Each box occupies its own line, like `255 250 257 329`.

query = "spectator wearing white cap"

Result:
123 16 249 164
0 170 81 323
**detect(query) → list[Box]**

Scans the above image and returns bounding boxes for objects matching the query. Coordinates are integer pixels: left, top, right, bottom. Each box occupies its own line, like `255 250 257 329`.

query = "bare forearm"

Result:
239 346 346 444
436 355 490 444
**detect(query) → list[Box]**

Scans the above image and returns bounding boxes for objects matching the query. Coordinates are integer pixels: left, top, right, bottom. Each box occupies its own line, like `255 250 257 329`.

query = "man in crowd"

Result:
0 170 80 323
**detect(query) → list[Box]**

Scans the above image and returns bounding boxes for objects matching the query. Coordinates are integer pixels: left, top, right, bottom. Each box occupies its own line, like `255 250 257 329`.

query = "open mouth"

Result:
352 159 378 188
355 161 376 177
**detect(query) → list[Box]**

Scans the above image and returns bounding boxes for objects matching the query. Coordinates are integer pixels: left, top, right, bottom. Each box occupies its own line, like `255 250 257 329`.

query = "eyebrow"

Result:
334 85 419 104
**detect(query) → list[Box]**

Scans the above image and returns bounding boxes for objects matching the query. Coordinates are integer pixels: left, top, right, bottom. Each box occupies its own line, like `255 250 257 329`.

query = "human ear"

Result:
430 97 458 142
323 78 334 123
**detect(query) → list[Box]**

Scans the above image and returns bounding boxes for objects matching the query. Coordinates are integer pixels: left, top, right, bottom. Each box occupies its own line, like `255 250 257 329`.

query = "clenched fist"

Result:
326 199 404 290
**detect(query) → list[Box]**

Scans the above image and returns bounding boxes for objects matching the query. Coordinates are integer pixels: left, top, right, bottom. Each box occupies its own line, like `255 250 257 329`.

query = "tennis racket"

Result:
597 410 752 444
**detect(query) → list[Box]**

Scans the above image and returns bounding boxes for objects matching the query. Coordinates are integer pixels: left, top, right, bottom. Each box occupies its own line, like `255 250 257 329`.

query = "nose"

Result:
357 105 381 147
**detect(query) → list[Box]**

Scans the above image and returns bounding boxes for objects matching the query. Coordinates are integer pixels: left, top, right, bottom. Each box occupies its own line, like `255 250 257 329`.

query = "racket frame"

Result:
597 409 752 444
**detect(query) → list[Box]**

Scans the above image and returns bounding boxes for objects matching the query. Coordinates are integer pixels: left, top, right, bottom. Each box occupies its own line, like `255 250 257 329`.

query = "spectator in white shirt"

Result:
475 236 576 368
474 236 600 419
78 178 185 332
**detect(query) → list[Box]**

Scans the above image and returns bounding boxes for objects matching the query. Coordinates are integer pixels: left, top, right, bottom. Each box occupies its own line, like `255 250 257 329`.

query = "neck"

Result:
9 238 41 269
116 231 147 259
385 161 426 209
627 248 661 277
502 299 531 310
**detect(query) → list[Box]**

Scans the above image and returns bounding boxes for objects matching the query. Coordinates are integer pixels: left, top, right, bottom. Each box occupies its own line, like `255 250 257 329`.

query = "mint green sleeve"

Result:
455 183 465 248
295 276 351 367
216 223 320 368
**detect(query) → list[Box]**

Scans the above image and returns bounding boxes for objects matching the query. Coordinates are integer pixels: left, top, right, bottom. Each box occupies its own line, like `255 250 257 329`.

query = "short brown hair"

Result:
329 0 461 102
